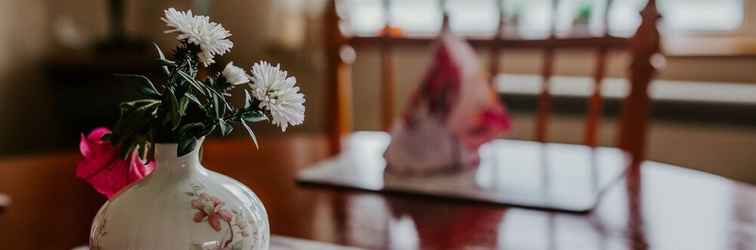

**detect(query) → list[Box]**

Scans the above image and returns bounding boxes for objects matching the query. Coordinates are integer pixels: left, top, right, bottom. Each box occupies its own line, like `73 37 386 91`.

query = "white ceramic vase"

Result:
89 139 270 250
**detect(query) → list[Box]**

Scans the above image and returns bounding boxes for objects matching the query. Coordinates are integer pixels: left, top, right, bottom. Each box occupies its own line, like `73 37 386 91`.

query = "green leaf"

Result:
114 74 160 97
176 67 196 80
244 89 254 109
184 57 196 75
153 43 172 75
203 124 217 137
241 120 259 149
242 110 267 123
110 100 158 159
162 88 181 130
178 137 197 156
205 76 217 89
178 122 205 136
185 92 203 107
193 78 233 112
157 59 175 66
189 81 208 96
121 98 160 108
137 144 148 160
217 118 233 136
177 70 199 89
178 97 189 116
178 71 207 96
202 82 226 99
153 42 169 61
212 93 221 117
211 74 231 90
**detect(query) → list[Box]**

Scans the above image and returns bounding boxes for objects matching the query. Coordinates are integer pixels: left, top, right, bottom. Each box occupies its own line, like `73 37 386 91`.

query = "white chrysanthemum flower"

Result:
249 61 305 131
222 62 250 86
162 8 233 66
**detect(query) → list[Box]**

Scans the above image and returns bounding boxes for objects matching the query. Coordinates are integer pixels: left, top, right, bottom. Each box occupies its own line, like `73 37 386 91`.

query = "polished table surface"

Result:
1 134 756 250
298 132 630 212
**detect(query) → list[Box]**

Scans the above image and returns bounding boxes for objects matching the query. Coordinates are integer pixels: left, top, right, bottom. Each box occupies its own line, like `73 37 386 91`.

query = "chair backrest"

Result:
323 0 662 164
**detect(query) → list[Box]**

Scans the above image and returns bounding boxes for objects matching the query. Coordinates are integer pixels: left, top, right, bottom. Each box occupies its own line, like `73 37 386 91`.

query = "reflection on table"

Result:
1 135 755 249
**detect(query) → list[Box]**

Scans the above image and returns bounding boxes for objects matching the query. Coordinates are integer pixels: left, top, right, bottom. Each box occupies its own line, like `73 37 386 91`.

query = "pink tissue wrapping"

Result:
384 33 511 175
76 127 155 199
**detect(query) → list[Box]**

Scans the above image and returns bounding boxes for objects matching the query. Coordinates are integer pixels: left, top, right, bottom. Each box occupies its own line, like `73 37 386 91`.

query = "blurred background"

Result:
1 0 755 184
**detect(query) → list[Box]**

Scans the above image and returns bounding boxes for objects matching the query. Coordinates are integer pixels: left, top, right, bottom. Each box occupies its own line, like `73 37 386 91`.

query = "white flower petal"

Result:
248 61 306 131
162 8 233 66
222 62 250 86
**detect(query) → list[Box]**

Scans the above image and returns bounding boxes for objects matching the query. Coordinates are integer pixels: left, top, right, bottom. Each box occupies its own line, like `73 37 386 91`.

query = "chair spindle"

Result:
535 0 559 142
488 0 506 83
380 0 396 131
325 0 354 154
584 0 613 147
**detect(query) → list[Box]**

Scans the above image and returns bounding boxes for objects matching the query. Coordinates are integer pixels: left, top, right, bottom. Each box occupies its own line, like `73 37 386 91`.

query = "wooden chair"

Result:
323 0 662 167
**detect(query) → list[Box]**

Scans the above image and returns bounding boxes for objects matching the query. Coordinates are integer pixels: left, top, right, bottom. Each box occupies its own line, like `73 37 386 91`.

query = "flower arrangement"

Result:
77 8 305 198
114 7 305 155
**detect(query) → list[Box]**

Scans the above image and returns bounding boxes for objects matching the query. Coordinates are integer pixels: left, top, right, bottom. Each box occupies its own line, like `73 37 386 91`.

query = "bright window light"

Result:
341 0 744 37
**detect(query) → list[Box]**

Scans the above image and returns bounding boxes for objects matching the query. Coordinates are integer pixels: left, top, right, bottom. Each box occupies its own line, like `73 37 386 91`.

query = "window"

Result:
340 0 744 38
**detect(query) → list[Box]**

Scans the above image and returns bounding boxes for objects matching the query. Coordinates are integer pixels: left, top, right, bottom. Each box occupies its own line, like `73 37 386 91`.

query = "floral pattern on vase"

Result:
187 184 258 250
190 192 233 232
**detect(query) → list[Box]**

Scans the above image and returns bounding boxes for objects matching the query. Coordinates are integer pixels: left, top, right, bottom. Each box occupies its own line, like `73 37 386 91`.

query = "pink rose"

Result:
76 127 155 199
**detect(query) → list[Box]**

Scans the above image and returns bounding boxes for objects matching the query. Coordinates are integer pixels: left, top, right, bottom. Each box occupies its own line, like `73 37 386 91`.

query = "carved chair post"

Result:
618 0 662 166
324 0 354 154
380 0 396 131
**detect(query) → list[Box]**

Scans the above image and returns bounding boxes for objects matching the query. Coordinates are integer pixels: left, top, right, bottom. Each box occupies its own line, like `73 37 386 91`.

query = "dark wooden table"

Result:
1 134 755 249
